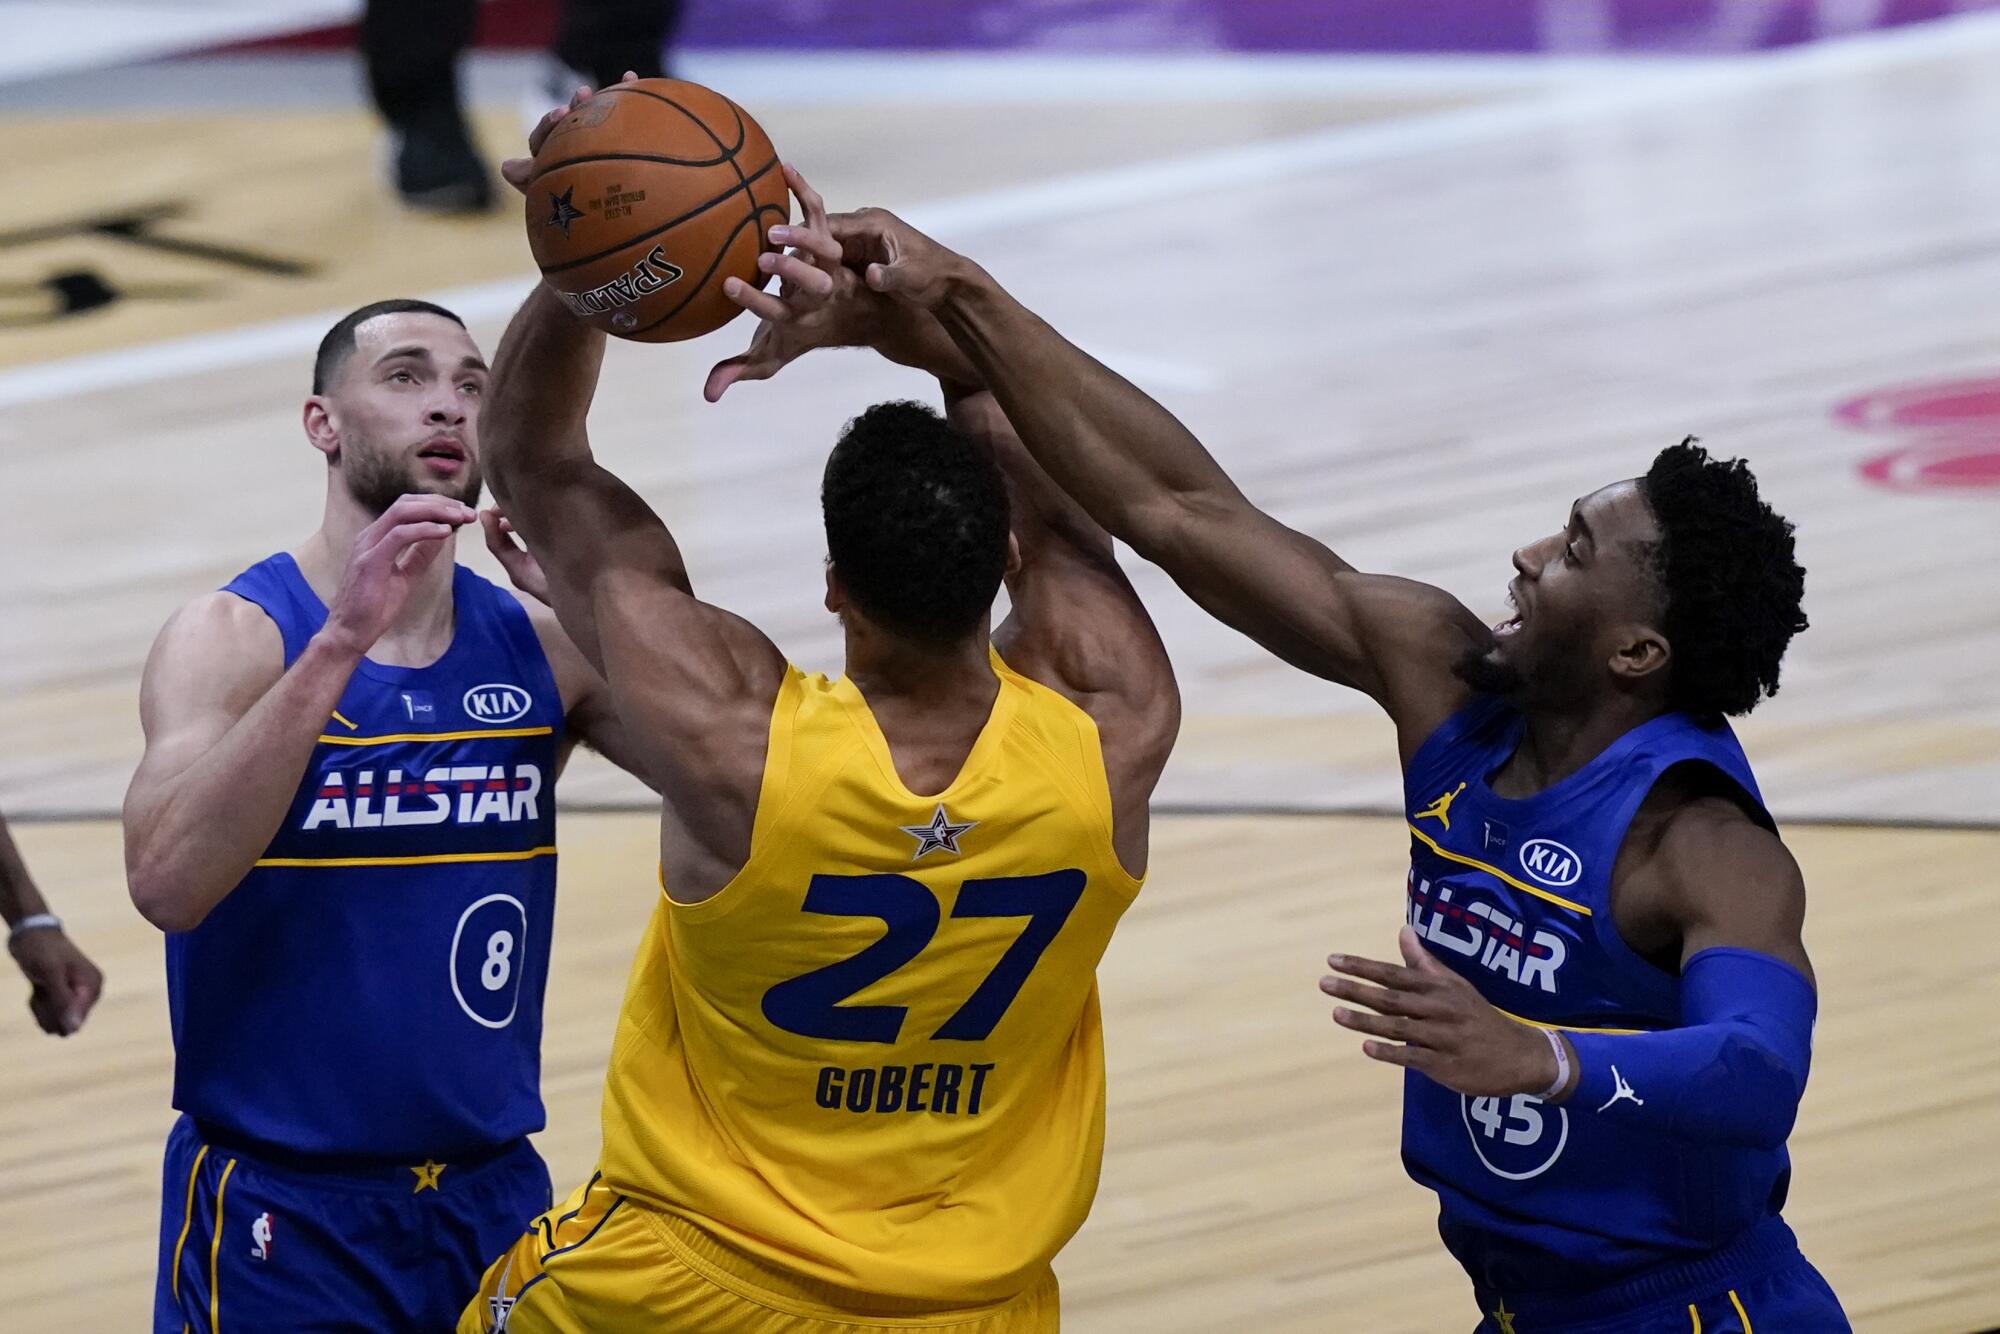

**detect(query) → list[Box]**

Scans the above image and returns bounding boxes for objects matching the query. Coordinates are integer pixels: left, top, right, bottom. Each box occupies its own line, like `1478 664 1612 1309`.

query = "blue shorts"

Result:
155 1114 552 1333
1471 1219 1849 1334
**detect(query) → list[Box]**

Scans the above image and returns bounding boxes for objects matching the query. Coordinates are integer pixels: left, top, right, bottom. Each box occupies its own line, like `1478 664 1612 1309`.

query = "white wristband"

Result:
8 913 61 942
1535 1027 1571 1101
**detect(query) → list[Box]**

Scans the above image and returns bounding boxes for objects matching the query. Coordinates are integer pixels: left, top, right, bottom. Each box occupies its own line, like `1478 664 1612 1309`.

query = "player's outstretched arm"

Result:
481 282 785 884
830 209 1490 756
124 494 474 932
954 387 1179 878
2 810 104 1035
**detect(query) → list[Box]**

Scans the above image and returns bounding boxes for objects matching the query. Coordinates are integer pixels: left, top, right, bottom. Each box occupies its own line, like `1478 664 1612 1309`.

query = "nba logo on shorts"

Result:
250 1212 273 1262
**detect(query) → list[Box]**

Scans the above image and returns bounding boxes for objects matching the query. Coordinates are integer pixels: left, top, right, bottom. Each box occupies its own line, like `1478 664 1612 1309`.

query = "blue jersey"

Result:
166 553 564 1160
1399 695 1789 1295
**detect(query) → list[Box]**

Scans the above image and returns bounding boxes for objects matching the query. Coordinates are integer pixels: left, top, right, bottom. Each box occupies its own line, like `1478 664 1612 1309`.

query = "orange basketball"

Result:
523 78 787 343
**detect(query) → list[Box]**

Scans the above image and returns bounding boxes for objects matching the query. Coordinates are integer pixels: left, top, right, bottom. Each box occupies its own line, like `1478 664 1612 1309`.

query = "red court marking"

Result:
1834 376 2000 432
1858 438 2000 493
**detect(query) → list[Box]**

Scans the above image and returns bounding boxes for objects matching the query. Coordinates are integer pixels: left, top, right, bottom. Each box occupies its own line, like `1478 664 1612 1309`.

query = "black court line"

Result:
11 802 1998 833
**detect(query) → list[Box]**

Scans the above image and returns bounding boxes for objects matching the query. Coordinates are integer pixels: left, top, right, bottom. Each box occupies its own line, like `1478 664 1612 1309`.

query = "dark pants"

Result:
363 0 683 132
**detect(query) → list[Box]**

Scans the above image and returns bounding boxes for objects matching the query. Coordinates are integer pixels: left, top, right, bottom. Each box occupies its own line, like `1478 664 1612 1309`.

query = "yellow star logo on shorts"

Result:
410 1159 447 1193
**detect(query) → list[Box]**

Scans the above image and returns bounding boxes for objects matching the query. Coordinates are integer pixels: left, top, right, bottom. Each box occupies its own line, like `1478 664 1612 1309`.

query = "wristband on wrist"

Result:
9 912 62 942
1535 1026 1571 1101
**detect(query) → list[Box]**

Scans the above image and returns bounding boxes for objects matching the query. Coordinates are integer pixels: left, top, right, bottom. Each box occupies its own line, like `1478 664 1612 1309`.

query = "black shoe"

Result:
392 112 495 215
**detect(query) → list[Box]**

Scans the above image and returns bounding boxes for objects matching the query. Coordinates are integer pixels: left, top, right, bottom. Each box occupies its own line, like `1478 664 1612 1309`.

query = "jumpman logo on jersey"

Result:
1597 1066 1644 1112
899 804 978 860
1490 1299 1519 1334
1415 781 1467 830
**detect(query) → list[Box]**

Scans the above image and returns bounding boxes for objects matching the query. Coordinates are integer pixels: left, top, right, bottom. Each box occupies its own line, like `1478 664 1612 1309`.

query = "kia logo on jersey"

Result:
464 683 532 724
1518 838 1583 888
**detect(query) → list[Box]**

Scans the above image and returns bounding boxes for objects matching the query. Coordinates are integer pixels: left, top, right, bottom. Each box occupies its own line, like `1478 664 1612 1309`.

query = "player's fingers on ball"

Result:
794 227 845 266
723 277 792 322
785 163 829 223
527 107 566 155
764 252 834 296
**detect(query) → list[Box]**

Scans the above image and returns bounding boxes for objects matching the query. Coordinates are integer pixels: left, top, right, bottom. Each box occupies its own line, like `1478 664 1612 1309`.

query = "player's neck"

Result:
294 491 459 659
1498 696 1664 797
842 620 995 703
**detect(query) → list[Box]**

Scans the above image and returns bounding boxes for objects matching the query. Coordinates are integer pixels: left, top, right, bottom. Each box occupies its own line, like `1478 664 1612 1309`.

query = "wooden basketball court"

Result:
2 13 1996 1331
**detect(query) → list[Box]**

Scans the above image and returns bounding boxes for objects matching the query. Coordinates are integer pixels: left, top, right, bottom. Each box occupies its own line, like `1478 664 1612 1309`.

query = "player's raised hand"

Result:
9 925 103 1037
323 493 475 654
502 69 643 196
481 506 549 605
826 207 978 311
707 164 883 402
1320 925 1568 1099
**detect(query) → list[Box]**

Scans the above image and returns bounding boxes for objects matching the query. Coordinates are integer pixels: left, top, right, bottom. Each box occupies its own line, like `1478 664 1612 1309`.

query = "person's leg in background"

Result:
549 0 684 94
362 0 494 214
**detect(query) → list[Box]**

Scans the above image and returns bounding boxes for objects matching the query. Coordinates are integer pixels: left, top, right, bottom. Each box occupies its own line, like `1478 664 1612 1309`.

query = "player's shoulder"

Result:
1637 772 1800 895
155 588 284 659
139 591 287 714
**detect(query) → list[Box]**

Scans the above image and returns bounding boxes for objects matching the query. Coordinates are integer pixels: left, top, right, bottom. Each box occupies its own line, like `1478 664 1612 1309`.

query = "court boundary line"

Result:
5 7 2000 410
10 803 1997 834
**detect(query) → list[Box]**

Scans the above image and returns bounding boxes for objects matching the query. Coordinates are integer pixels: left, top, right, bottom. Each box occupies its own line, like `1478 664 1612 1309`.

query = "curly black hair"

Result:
822 400 1011 647
1638 438 1808 723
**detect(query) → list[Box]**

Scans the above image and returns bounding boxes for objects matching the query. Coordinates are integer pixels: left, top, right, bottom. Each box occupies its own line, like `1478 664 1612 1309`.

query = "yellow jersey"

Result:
597 651 1142 1305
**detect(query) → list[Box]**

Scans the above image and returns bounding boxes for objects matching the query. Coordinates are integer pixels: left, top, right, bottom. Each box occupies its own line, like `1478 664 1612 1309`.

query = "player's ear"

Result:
1004 532 1022 579
1609 622 1669 685
303 395 339 460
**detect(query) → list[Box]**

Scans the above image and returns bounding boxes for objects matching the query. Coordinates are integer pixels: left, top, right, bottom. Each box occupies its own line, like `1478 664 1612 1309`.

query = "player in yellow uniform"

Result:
459 148 1179 1332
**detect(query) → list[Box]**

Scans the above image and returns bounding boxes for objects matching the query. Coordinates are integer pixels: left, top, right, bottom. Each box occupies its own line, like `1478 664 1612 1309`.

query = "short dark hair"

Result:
1639 438 1808 723
822 401 1011 647
312 299 466 394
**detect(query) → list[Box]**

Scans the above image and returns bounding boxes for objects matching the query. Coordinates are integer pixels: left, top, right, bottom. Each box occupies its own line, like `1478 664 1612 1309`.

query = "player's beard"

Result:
339 437 484 516
1452 638 1528 698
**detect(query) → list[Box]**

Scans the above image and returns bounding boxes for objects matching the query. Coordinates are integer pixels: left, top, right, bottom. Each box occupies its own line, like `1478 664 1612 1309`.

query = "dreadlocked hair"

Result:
1638 437 1808 724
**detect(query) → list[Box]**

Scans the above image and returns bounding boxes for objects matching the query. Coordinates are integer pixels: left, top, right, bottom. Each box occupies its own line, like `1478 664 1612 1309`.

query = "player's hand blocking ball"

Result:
513 77 788 342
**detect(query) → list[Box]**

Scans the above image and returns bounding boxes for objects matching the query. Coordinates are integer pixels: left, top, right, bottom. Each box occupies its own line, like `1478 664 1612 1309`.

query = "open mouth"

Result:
1493 584 1525 638
418 438 467 470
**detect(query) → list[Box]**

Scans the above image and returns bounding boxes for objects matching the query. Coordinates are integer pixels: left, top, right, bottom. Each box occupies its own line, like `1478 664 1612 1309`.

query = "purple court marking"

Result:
678 0 2000 54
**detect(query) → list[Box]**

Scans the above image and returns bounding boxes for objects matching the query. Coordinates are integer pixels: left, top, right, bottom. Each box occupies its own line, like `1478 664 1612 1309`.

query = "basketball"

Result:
523 78 787 343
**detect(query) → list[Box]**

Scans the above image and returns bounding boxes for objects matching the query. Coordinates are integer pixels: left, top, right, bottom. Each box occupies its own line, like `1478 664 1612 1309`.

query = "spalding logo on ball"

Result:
524 78 788 343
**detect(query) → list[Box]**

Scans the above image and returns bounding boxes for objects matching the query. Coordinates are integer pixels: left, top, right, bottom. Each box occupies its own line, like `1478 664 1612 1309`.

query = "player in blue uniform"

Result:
726 211 1849 1332
124 299 651 1332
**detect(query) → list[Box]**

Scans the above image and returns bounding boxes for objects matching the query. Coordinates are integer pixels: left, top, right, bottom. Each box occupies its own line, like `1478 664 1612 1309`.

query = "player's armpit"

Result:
962 385 1179 875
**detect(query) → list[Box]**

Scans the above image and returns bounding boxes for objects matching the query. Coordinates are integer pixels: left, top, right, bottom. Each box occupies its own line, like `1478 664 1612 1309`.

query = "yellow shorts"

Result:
460 1174 1061 1334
